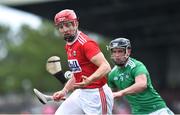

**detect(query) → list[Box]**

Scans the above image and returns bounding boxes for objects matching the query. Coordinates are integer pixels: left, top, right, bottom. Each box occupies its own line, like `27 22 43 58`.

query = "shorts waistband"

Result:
79 84 108 92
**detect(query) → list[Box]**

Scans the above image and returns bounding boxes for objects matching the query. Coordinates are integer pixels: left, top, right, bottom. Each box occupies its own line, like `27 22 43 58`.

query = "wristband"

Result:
53 71 67 84
62 88 68 95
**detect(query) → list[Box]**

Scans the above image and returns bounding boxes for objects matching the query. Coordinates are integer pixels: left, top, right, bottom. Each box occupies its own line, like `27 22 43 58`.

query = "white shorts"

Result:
149 107 174 115
55 84 114 115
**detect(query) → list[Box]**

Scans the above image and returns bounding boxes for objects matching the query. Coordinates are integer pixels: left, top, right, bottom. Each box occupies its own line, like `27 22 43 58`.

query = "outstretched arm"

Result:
74 52 111 88
53 75 76 101
88 52 111 81
113 74 147 98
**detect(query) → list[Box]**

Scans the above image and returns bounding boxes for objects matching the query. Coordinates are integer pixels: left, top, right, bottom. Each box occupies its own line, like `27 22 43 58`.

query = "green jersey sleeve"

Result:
132 62 149 78
107 67 117 89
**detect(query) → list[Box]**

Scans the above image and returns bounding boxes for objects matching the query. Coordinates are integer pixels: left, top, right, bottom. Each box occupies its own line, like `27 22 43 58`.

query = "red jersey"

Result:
65 31 107 88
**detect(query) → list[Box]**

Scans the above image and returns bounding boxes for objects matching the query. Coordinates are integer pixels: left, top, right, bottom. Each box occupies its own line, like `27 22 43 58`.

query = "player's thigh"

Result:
149 107 174 115
158 108 174 115
81 91 102 114
81 84 113 114
104 84 114 113
55 89 84 115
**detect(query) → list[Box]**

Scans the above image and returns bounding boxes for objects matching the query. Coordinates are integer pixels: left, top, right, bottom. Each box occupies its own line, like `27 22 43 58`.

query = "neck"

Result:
66 30 79 45
118 57 130 67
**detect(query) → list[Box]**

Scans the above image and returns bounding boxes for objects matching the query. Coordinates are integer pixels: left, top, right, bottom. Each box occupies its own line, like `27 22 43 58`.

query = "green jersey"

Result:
108 57 167 114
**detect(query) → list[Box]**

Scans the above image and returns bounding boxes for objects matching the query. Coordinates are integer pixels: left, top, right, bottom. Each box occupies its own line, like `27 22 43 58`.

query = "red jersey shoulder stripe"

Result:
78 34 87 45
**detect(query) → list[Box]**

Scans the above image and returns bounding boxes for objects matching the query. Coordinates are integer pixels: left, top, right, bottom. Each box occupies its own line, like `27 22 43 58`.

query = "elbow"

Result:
142 79 147 89
104 63 111 74
135 75 147 92
136 82 147 92
140 82 147 91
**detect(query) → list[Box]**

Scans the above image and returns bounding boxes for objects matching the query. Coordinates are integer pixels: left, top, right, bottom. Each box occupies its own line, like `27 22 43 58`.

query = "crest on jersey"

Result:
73 51 76 57
113 73 130 81
68 59 82 73
114 76 119 81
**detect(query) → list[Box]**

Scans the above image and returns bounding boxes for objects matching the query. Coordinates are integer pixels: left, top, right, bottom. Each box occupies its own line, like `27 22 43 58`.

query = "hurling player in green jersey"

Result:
107 38 174 115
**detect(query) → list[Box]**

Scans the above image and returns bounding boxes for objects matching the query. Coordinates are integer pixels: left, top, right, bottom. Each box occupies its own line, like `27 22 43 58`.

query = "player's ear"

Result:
128 49 131 55
75 20 79 27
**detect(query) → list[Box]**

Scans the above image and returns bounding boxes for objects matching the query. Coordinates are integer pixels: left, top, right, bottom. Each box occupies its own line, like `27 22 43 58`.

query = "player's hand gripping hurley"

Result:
33 88 66 104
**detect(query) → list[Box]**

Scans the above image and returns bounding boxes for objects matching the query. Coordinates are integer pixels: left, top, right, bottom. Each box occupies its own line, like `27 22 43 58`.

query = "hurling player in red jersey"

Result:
52 9 114 115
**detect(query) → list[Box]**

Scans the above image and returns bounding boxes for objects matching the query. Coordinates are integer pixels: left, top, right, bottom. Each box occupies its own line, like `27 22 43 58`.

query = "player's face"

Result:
56 21 78 39
111 48 129 66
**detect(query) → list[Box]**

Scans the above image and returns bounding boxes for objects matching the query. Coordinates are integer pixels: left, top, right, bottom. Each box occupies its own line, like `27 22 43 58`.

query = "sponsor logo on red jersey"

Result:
68 59 82 73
